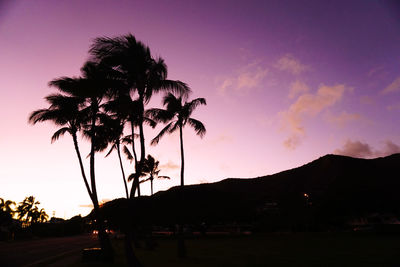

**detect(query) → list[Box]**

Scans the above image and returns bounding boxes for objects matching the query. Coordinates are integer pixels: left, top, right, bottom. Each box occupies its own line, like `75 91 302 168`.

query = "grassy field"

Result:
71 232 400 267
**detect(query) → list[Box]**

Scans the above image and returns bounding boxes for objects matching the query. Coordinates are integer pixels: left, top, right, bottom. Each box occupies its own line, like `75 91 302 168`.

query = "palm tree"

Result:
38 208 49 223
92 113 130 199
31 61 116 261
103 95 156 198
148 92 206 258
140 155 170 196
0 198 16 217
28 94 93 201
16 196 40 223
89 34 190 199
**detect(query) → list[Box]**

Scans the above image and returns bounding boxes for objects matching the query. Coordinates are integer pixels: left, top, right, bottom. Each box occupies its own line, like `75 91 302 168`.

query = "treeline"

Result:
0 196 49 240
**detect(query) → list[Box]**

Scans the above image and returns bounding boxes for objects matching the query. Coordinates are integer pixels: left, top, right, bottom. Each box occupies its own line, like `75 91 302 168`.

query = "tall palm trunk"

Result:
130 121 141 199
89 101 114 261
177 123 186 258
116 142 129 198
136 99 146 197
179 124 185 187
150 178 153 196
71 131 93 203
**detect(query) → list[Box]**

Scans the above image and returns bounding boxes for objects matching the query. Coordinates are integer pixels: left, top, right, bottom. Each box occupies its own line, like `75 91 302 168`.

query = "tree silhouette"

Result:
28 94 92 200
140 155 170 196
31 61 115 261
103 95 156 197
94 113 130 198
16 196 43 223
149 92 206 258
0 198 15 217
90 34 190 199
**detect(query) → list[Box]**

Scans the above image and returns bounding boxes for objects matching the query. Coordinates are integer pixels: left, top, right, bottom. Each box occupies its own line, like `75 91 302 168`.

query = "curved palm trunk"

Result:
71 132 94 202
177 123 186 258
117 143 129 199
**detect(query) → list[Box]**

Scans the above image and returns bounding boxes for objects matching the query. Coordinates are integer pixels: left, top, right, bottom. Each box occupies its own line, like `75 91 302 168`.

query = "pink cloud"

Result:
334 140 400 158
281 84 349 149
160 160 179 170
275 54 310 75
382 77 400 95
327 111 362 128
217 60 268 95
288 80 310 99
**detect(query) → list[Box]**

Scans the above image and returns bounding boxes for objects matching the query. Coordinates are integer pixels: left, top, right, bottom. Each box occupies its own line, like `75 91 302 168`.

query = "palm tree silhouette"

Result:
16 196 40 223
0 198 16 217
103 95 156 197
31 61 115 261
94 113 130 198
90 34 190 199
149 92 206 258
28 94 93 200
140 155 170 196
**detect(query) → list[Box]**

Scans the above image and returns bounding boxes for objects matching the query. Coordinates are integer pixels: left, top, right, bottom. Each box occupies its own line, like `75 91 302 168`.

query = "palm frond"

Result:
143 117 157 128
51 127 71 143
105 144 117 157
187 118 206 138
153 80 191 100
139 177 151 184
146 108 174 123
122 134 139 144
151 121 176 145
187 98 207 116
123 145 133 162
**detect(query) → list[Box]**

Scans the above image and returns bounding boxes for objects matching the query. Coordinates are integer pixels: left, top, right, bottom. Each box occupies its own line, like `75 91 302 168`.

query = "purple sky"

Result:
1 0 400 218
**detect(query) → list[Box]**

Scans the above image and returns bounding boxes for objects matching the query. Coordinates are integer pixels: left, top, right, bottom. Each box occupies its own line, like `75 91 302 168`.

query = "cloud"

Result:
334 139 400 158
327 111 362 128
288 80 310 99
79 204 93 208
275 54 310 75
79 199 110 208
209 134 233 145
334 140 373 158
281 84 349 149
217 61 268 95
382 77 400 94
160 160 179 170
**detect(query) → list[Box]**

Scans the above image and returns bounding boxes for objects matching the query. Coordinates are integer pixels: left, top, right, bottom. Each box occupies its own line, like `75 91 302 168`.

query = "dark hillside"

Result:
101 154 400 230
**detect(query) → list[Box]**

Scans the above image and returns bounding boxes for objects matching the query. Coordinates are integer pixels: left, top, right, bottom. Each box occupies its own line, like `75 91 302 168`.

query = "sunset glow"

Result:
1 0 399 218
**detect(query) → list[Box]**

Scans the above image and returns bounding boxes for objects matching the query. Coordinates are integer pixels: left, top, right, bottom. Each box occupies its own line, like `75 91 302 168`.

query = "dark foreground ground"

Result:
0 234 97 267
2 232 400 266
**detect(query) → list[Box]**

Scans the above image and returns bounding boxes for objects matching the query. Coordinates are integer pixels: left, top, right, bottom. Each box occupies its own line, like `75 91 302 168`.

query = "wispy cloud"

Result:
288 80 310 99
382 77 400 95
327 111 362 128
217 60 268 95
160 160 179 170
79 199 110 209
281 84 349 149
209 134 233 145
275 54 310 75
334 139 400 158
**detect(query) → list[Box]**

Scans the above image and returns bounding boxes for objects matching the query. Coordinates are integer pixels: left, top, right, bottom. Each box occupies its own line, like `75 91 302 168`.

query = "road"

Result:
0 234 98 267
